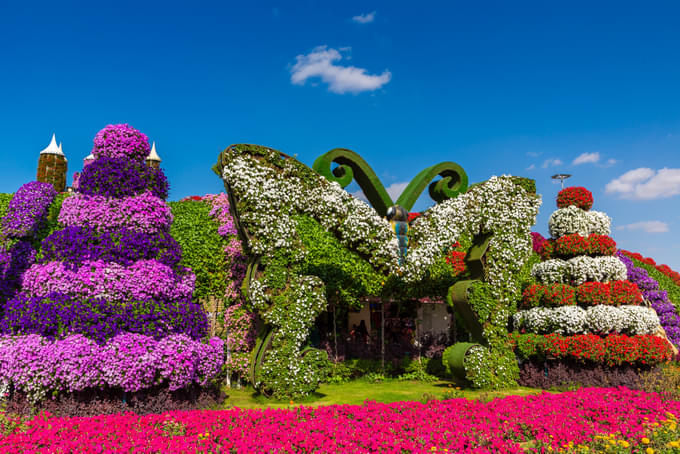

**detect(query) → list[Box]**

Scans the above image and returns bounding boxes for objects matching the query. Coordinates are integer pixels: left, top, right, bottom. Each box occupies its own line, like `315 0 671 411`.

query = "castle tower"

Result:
37 134 68 192
146 141 161 169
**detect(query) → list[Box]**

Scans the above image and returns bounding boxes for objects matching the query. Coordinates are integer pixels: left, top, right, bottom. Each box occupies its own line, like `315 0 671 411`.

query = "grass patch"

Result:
218 379 542 410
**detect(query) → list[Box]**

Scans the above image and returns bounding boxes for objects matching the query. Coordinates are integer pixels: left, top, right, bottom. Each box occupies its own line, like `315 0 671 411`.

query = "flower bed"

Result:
39 226 182 269
0 388 679 453
556 186 594 210
541 233 616 259
21 260 194 303
0 333 224 402
58 192 173 235
1 292 207 343
510 332 673 366
622 250 680 287
520 281 642 308
1 181 56 238
512 305 659 336
618 251 680 348
78 157 169 199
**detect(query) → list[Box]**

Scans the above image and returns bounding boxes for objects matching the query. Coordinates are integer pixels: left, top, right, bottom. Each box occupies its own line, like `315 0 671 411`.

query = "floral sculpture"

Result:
513 187 673 376
0 124 224 404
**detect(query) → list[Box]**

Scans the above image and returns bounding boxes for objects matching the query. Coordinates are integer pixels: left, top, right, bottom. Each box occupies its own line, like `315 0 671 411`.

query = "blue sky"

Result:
1 1 679 269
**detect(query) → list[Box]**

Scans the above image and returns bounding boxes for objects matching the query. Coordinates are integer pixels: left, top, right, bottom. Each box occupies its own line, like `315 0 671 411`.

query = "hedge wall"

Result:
169 200 227 301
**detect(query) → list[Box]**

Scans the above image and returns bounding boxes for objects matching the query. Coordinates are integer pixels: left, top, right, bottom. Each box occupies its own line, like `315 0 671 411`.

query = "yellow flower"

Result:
641 437 650 444
668 441 680 448
618 440 629 448
646 448 655 454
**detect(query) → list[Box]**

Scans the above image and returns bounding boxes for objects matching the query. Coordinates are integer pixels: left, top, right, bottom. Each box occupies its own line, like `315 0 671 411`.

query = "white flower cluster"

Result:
548 206 612 238
403 176 542 305
222 152 400 273
513 305 660 335
532 256 627 285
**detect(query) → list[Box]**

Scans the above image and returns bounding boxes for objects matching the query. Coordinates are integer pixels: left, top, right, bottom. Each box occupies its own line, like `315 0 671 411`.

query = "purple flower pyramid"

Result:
0 125 224 402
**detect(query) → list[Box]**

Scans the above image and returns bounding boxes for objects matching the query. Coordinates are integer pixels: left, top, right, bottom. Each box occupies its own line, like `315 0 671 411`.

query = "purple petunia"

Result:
0 333 224 398
39 226 182 270
58 191 173 235
22 259 195 303
1 292 207 344
78 157 169 200
618 251 680 347
91 124 151 162
1 181 56 238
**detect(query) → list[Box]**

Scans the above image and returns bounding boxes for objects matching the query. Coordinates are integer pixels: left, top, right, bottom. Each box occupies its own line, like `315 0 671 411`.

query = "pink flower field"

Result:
1 387 678 453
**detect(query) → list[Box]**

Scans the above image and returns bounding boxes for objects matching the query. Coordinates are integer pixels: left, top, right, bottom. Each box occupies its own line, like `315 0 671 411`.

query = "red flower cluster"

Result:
621 250 680 288
407 212 421 223
541 234 616 259
445 242 466 275
521 281 642 308
556 186 594 210
179 195 203 202
510 332 673 366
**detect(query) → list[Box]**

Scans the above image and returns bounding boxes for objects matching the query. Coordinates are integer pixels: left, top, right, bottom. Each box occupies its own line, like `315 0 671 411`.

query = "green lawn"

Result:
218 379 544 410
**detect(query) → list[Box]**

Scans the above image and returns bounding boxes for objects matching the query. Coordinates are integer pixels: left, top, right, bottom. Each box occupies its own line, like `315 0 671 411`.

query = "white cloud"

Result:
573 152 600 165
605 167 680 200
352 181 409 204
542 158 563 168
290 46 391 94
526 151 542 158
526 164 536 171
618 221 670 233
604 158 618 167
352 11 376 24
385 182 409 200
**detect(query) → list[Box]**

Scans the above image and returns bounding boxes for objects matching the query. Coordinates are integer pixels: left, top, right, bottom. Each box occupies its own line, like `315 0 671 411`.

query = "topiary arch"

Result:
214 144 541 398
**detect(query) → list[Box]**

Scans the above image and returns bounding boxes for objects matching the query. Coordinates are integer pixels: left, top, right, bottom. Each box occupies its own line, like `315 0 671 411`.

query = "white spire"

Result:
84 153 95 161
40 133 64 156
147 141 161 162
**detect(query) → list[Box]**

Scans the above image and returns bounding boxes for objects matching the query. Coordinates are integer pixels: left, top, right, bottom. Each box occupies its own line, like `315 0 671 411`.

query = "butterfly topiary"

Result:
214 144 541 398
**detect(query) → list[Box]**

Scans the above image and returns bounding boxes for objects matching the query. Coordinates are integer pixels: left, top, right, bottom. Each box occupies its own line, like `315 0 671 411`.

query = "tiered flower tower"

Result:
0 124 223 408
512 186 673 385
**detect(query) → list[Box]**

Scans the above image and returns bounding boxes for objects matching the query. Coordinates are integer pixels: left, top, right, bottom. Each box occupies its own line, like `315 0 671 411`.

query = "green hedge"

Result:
169 200 227 301
0 193 12 220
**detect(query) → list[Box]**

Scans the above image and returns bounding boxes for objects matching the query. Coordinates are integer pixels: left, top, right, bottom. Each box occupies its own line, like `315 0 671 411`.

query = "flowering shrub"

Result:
532 256 627 285
223 303 256 380
0 388 679 453
0 241 35 303
39 226 182 269
78 157 169 199
407 212 421 222
556 186 594 210
1 181 56 238
511 332 673 366
521 281 642 308
58 191 173 235
1 292 207 343
548 206 611 238
202 193 246 303
91 124 151 162
444 242 466 275
513 305 659 335
542 233 616 259
622 249 680 287
0 333 224 402
530 231 547 255
22 260 195 303
619 251 680 348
